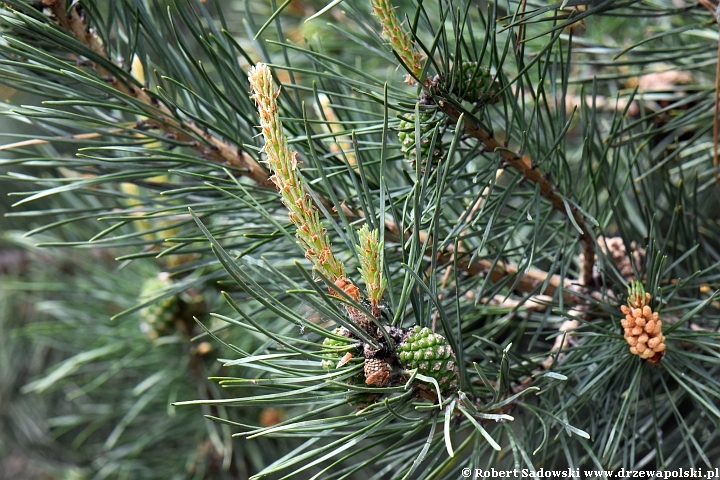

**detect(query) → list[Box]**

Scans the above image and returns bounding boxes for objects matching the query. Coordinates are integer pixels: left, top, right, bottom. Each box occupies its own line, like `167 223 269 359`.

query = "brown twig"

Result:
696 0 720 181
434 97 596 287
714 7 720 183
439 248 578 302
47 0 273 189
515 0 528 55
699 0 718 18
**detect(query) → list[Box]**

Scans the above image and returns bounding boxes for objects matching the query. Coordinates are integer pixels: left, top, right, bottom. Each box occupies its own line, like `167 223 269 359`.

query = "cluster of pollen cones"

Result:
620 292 666 364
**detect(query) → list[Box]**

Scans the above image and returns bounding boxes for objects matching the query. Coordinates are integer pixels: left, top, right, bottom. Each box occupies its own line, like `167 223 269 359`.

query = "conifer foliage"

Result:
1 0 720 478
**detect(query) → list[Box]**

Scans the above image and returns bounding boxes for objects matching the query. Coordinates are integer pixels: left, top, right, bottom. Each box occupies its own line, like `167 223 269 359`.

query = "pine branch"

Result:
433 95 596 287
407 228 578 303
2 1 588 310
46 0 273 188
5 1 720 475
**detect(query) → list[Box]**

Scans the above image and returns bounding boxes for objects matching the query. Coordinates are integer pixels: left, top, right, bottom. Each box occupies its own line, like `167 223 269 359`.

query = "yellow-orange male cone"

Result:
620 281 666 364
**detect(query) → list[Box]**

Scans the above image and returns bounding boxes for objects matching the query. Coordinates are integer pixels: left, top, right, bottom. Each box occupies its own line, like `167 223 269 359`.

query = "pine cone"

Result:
397 326 459 392
397 111 443 170
364 357 391 386
453 61 500 104
320 327 359 370
579 236 645 286
320 329 387 408
620 283 666 364
138 273 180 339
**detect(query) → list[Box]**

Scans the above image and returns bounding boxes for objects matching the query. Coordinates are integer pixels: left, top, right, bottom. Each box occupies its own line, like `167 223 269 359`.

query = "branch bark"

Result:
48 0 273 189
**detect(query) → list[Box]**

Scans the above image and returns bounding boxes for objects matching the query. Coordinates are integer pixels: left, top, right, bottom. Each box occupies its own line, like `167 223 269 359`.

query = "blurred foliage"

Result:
0 236 309 479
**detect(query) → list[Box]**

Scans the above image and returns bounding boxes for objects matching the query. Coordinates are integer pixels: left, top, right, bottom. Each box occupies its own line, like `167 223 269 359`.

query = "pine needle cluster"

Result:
1 0 720 478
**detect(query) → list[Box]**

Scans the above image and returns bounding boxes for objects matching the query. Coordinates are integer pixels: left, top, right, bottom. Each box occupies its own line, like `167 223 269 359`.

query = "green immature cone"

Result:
397 326 459 393
397 110 443 170
138 273 180 340
453 61 500 104
370 0 424 84
248 63 345 282
320 328 358 370
322 326 403 407
320 329 368 406
356 225 386 315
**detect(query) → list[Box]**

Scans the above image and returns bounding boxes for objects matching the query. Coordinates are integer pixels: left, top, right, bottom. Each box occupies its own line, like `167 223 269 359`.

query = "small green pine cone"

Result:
397 326 459 392
320 328 359 371
138 274 180 339
397 111 443 169
454 61 500 104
